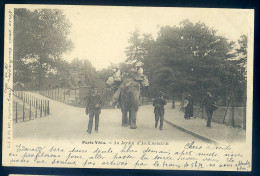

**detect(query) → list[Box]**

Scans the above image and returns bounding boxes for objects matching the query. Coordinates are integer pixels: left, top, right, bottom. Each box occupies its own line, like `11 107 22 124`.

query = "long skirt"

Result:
184 105 193 119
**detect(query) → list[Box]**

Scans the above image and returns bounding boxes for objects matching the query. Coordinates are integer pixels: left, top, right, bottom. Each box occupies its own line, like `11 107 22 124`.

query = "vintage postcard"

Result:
3 4 254 171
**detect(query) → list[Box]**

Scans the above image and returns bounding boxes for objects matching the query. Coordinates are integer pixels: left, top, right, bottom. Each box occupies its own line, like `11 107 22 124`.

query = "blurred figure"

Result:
106 65 122 106
184 94 194 119
153 91 167 130
201 92 217 127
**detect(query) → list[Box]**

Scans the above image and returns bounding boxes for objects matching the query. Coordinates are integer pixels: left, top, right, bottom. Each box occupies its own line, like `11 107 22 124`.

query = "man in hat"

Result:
153 91 167 130
85 86 103 134
201 92 216 127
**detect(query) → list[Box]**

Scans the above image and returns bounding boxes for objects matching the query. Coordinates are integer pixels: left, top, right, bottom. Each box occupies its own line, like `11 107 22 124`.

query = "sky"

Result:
60 6 254 70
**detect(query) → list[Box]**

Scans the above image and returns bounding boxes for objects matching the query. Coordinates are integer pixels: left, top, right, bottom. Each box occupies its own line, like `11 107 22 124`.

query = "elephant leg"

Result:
122 110 128 127
125 111 129 126
130 110 137 129
128 111 131 126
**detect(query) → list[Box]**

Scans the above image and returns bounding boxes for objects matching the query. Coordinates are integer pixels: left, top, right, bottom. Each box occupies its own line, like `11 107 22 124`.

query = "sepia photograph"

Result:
3 4 254 171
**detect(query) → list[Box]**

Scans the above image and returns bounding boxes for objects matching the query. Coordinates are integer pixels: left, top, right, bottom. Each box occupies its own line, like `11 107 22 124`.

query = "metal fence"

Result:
13 91 50 123
39 88 79 104
38 88 115 108
192 105 246 129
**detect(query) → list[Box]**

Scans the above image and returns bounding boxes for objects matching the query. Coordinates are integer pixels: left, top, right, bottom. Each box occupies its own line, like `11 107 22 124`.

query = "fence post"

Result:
16 102 18 123
68 90 70 103
243 97 246 129
202 107 204 119
29 100 31 120
44 100 47 116
231 99 235 127
23 101 25 122
58 88 60 101
40 100 42 117
75 89 77 101
64 89 65 102
47 100 50 115
35 100 38 118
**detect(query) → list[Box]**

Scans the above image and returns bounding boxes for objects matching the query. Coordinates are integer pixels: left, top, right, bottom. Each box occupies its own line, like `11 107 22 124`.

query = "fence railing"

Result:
190 105 246 129
38 88 79 104
13 91 50 123
38 88 115 108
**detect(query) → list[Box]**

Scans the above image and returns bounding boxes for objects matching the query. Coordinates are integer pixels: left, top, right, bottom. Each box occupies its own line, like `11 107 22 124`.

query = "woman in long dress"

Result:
184 94 194 119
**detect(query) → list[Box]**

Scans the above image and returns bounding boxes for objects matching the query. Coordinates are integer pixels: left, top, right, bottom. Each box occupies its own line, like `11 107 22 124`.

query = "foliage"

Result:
126 20 247 105
14 8 73 88
236 35 248 78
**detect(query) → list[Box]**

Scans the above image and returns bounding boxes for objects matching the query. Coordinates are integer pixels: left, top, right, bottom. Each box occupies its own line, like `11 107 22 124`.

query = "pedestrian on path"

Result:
153 91 167 130
201 92 217 127
184 94 194 119
85 86 103 134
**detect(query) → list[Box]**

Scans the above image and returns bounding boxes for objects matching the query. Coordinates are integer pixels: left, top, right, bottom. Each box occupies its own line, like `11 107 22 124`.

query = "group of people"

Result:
183 92 218 128
106 60 149 106
85 60 151 134
84 59 218 133
84 86 218 134
84 86 167 134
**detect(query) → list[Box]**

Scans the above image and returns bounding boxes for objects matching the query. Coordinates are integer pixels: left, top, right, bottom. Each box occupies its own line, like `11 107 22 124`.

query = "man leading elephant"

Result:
85 86 103 134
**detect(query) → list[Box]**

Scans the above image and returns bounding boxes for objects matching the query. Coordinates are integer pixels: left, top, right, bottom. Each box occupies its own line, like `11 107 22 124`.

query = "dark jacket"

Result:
86 93 102 115
153 97 167 115
202 94 215 112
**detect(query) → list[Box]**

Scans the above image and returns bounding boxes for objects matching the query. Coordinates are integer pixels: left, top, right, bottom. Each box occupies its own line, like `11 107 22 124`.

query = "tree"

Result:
130 20 244 105
236 35 248 78
14 8 73 89
125 29 154 64
144 25 194 97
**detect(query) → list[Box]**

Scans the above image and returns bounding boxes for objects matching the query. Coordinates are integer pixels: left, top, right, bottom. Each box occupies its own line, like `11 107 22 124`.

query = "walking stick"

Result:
222 102 230 124
194 107 201 118
97 90 106 104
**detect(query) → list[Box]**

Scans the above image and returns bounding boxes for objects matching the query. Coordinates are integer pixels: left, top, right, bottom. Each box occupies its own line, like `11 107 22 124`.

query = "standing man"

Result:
153 91 167 130
201 92 216 127
85 86 103 134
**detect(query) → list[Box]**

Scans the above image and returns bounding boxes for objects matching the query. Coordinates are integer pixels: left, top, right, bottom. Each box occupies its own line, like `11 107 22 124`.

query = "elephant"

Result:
119 78 140 129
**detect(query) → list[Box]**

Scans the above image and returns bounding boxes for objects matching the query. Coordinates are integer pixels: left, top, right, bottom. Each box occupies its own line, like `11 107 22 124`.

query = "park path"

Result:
13 92 203 142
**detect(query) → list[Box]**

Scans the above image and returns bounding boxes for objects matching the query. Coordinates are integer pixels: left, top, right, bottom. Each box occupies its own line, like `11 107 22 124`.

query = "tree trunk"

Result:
38 56 44 90
243 94 246 129
231 99 235 127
